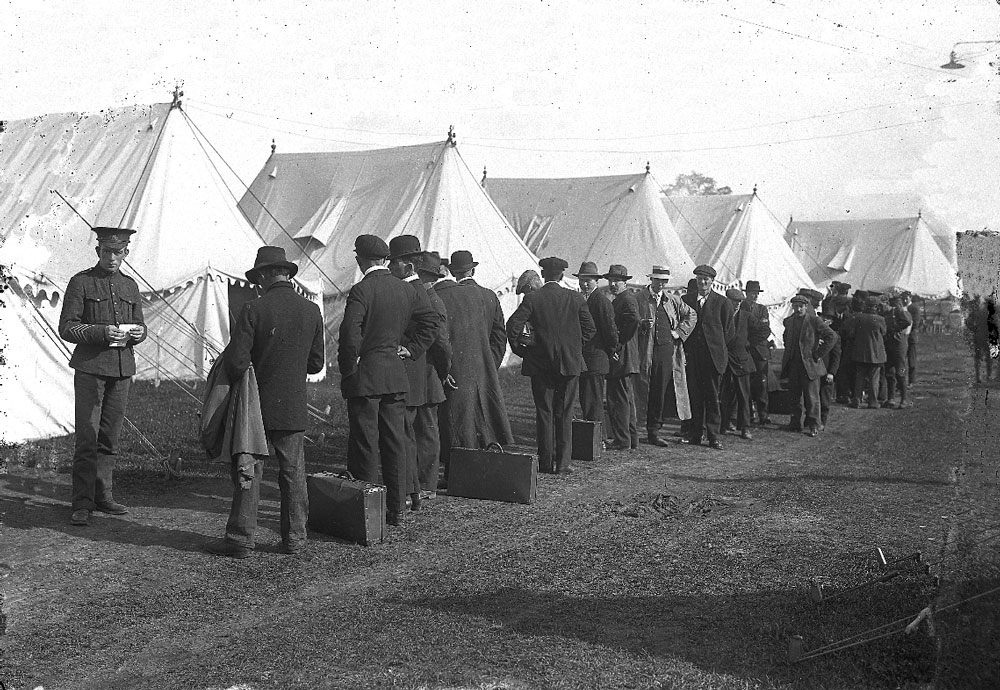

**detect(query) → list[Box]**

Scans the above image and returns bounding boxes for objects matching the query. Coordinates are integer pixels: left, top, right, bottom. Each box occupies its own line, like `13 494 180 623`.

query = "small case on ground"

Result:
306 472 385 546
571 419 602 461
448 444 537 504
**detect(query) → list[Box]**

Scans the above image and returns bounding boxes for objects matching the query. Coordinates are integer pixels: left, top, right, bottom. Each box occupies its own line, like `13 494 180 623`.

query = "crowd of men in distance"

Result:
56 227 923 559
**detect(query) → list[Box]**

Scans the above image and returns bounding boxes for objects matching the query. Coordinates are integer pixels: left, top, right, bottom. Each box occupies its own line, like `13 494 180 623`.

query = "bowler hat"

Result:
726 288 745 301
693 264 717 278
246 246 299 284
354 234 390 259
647 265 671 279
448 250 478 272
573 261 602 278
604 264 632 282
416 251 443 276
388 235 423 260
93 226 136 248
539 256 569 272
745 280 763 293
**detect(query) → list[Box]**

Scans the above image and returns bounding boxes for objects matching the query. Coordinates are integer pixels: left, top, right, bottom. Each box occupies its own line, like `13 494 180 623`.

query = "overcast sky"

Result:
3 0 998 235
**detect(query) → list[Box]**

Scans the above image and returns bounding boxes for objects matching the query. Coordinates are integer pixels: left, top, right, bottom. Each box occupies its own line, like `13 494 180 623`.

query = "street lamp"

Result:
940 40 1000 70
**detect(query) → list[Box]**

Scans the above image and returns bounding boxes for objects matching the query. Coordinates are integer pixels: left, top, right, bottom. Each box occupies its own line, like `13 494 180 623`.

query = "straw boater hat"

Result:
246 246 298 284
647 265 671 279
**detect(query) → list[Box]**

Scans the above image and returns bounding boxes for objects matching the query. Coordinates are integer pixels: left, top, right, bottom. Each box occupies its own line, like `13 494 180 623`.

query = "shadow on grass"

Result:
661 473 953 487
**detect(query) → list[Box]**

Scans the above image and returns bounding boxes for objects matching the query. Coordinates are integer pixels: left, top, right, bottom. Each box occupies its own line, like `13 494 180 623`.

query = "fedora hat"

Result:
388 234 423 260
246 246 298 284
745 280 763 293
573 261 602 278
647 265 671 279
416 250 443 276
604 264 632 282
448 250 478 272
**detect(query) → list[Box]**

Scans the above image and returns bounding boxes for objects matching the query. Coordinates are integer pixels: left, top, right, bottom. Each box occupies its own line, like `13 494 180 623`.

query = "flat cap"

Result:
790 294 810 305
693 264 717 278
539 256 569 272
354 234 390 259
726 288 745 301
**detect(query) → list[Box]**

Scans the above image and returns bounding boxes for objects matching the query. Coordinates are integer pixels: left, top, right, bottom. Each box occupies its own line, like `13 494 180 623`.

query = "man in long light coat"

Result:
636 265 697 446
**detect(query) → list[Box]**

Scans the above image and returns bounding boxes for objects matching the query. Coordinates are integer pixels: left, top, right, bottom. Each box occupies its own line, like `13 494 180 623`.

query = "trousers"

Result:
578 372 605 422
606 374 638 448
530 373 579 472
686 347 722 443
787 362 820 428
347 393 407 514
721 370 751 430
646 342 676 432
225 430 308 549
71 371 131 510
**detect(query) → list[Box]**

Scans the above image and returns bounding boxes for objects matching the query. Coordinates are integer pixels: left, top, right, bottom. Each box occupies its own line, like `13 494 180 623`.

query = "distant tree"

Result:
662 171 732 196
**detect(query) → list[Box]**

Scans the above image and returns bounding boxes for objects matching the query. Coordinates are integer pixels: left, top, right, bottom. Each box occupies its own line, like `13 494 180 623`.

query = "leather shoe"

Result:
557 466 574 475
409 492 421 512
386 511 405 526
758 417 772 426
279 542 304 555
806 426 819 438
647 435 669 447
725 423 737 433
95 499 128 515
205 540 251 559
608 441 630 451
70 509 89 526
708 440 724 451
741 429 753 441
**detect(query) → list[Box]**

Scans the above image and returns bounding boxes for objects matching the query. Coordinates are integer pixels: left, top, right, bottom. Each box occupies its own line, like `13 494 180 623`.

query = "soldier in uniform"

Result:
59 227 147 527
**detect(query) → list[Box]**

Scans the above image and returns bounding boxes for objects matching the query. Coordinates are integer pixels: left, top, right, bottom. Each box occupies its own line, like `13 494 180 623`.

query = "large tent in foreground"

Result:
485 170 695 282
0 99 311 444
238 137 539 362
785 213 958 298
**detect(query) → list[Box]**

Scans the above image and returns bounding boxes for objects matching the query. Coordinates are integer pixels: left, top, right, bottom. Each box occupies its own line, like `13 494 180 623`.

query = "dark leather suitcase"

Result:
448 444 537 504
306 472 385 546
571 419 602 461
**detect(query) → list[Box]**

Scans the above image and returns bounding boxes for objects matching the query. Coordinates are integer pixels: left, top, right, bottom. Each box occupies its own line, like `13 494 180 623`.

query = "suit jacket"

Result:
729 308 769 376
400 277 442 407
741 301 772 363
637 288 698 374
609 290 641 378
780 312 838 380
459 278 507 369
58 264 147 378
582 289 618 375
227 281 325 430
338 269 437 399
683 290 734 375
848 313 887 364
506 281 596 377
822 334 842 378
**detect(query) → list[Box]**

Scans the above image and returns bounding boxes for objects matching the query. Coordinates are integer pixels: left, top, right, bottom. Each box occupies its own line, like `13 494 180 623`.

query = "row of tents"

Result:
0 100 960 443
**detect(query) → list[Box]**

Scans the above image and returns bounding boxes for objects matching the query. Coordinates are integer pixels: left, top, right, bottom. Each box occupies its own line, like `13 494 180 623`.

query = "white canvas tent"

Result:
662 191 817 305
0 101 307 443
237 138 539 359
785 214 959 298
486 171 695 282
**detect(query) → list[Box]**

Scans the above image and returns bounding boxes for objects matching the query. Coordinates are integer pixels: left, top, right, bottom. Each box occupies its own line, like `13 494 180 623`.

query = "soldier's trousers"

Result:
226 430 308 549
72 371 131 511
606 373 638 448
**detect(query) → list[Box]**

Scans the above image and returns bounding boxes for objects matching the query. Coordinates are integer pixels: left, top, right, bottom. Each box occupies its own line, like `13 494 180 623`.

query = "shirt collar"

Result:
403 274 420 283
363 265 389 276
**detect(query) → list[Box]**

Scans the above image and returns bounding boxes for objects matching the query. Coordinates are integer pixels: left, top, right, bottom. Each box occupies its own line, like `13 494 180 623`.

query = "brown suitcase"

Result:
448 444 537 504
306 472 386 546
572 419 602 461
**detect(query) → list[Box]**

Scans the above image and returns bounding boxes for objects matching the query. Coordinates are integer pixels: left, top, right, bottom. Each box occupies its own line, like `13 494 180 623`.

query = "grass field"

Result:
1 333 998 690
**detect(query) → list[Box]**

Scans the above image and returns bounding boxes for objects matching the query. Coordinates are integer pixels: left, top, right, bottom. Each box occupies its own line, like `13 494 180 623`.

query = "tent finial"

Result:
645 161 650 174
447 125 457 146
918 208 922 219
753 184 758 196
171 85 184 110
481 166 487 187
271 139 276 155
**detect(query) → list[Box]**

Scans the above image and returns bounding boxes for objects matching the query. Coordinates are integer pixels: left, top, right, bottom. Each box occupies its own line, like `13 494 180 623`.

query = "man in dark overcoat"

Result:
849 297 887 408
721 288 768 440
818 313 842 430
604 265 641 450
387 235 446 511
741 280 773 425
209 246 324 557
575 261 618 422
59 227 147 527
506 257 596 474
681 265 734 450
781 294 838 437
434 251 514 481
339 235 437 526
